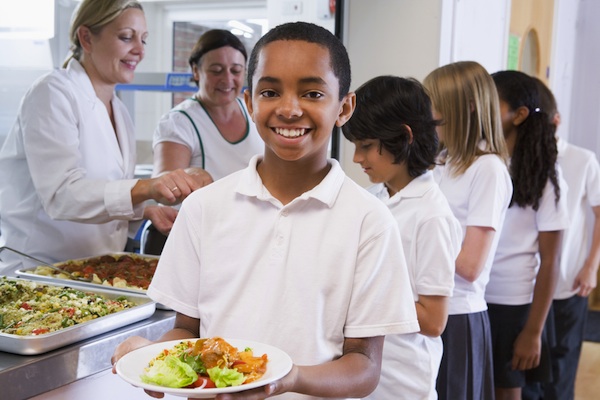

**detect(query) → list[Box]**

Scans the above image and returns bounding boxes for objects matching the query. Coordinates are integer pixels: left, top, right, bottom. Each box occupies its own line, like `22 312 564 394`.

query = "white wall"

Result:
341 0 447 186
267 0 335 31
568 0 600 155
549 0 579 142
340 0 510 186
449 0 510 73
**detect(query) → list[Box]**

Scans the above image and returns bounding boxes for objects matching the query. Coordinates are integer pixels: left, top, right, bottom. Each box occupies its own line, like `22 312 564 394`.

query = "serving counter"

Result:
0 309 175 400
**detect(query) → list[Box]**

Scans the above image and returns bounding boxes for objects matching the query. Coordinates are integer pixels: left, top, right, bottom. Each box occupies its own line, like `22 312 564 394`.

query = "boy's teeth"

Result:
276 128 306 138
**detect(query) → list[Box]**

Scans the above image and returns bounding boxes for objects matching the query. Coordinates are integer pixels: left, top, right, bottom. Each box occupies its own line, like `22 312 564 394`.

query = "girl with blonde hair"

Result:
423 61 513 400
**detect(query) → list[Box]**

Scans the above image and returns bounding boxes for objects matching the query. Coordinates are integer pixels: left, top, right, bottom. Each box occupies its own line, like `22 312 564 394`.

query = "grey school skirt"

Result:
436 311 495 400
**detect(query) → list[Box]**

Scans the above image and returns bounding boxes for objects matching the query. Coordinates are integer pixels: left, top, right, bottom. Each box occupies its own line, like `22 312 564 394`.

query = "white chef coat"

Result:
0 59 143 269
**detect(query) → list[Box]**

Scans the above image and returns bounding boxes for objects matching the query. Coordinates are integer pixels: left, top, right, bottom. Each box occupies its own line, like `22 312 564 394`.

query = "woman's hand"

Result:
149 169 202 204
132 169 206 206
184 167 214 188
143 205 178 235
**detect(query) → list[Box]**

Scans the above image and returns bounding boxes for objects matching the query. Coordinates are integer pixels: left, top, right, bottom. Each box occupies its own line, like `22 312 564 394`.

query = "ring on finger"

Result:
171 186 178 192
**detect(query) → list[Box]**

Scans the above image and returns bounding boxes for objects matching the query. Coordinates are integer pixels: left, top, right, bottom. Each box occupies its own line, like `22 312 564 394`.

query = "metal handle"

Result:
0 246 92 282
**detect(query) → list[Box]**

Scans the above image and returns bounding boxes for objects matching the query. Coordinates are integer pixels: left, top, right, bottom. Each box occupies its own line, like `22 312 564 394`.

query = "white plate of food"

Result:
116 337 293 398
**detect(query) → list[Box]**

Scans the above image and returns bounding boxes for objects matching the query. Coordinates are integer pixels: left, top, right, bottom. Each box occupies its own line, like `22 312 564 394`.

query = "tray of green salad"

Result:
0 276 155 355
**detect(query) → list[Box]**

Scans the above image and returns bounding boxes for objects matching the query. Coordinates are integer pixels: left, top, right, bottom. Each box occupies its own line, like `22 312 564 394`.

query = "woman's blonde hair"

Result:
63 0 143 68
423 61 507 176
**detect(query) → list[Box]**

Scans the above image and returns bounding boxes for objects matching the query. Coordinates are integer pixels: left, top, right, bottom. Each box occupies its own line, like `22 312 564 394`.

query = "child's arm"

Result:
111 313 200 373
111 313 201 398
511 230 562 371
455 226 495 282
573 205 600 297
218 336 385 399
416 295 449 337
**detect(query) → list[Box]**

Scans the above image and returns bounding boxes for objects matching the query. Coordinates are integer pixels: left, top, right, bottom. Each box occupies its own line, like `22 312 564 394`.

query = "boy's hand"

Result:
110 335 153 374
215 366 298 399
111 336 166 398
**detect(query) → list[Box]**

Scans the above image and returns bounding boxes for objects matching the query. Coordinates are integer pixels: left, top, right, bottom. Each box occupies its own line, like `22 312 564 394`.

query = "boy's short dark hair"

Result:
246 21 351 100
342 75 439 178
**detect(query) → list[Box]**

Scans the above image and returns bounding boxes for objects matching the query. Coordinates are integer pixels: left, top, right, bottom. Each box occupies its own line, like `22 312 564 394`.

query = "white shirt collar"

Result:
236 155 346 208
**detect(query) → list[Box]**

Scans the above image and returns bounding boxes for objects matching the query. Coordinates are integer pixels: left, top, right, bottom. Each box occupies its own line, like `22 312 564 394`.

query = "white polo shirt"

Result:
365 171 462 400
148 156 420 400
486 166 570 305
554 138 600 299
434 154 512 314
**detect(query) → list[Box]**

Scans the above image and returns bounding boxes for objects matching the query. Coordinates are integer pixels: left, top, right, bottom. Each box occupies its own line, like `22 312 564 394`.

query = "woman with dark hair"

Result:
144 29 264 254
342 75 462 400
152 29 263 184
486 70 569 400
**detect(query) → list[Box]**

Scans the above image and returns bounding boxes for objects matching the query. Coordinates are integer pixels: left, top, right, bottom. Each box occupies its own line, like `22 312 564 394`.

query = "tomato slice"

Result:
186 376 217 389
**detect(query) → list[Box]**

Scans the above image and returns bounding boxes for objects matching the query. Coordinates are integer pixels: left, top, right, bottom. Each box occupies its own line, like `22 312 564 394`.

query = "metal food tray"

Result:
15 253 171 310
15 252 158 296
0 277 156 355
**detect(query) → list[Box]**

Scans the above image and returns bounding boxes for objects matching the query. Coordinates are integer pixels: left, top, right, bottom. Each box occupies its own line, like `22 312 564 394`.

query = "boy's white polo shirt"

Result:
149 155 419 373
366 172 461 400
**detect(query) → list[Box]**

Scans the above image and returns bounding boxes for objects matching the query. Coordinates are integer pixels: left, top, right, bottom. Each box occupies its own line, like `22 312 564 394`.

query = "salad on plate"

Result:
141 337 269 389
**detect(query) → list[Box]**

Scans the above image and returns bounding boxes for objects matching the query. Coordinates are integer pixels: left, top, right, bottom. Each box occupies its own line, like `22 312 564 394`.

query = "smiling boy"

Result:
112 22 419 400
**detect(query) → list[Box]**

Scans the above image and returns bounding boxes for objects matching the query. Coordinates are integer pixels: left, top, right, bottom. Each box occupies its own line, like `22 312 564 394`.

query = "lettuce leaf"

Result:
207 366 245 388
140 355 198 388
181 353 206 374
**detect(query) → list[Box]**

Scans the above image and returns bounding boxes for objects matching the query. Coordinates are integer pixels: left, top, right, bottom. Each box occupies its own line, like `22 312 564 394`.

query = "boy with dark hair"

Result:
343 75 461 399
112 22 419 400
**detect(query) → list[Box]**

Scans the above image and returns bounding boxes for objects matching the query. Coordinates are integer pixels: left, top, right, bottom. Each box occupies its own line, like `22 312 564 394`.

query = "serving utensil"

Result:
0 246 93 282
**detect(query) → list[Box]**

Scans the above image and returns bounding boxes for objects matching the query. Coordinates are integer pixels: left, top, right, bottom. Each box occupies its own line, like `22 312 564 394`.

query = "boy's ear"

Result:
335 92 356 127
244 89 254 120
513 105 530 126
401 124 414 144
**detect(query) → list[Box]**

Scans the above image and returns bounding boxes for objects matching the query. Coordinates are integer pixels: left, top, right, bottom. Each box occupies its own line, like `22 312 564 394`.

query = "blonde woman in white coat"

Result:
0 0 203 268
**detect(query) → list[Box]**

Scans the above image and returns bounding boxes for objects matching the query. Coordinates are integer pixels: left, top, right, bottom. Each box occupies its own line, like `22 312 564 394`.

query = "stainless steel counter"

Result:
0 310 175 400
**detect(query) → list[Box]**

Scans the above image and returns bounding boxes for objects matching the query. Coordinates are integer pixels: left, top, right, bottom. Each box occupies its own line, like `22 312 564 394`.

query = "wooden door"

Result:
507 0 554 85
